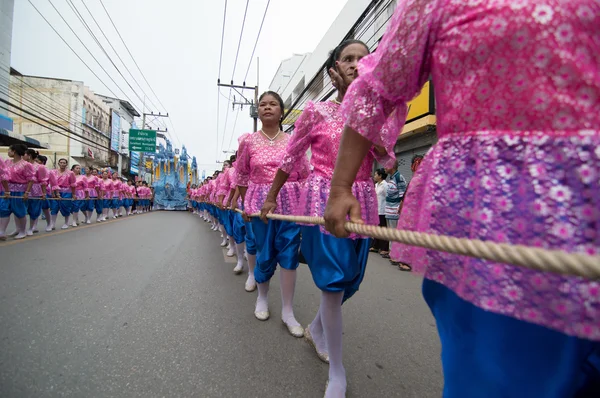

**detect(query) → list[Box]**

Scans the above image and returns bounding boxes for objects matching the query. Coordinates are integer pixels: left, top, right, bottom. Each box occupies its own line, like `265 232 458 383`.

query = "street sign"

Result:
175 148 180 155
129 129 157 152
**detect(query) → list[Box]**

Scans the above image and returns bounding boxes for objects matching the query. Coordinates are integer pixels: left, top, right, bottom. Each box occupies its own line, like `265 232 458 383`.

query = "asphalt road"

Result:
0 211 443 397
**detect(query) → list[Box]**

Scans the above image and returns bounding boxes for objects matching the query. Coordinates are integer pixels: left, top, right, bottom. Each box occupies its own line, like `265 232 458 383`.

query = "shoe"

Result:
245 278 256 292
220 239 228 247
226 248 235 257
8 231 18 237
26 230 34 236
305 327 330 363
254 309 270 321
61 224 69 230
32 228 39 234
72 222 77 227
0 234 7 241
282 320 304 338
86 220 91 224
45 225 52 232
233 263 243 274
14 233 27 240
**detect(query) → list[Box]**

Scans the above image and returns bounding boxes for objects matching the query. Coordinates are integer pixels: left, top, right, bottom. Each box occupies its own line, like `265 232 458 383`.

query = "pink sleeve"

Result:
68 171 77 188
81 177 88 190
48 171 58 191
280 101 317 175
37 165 49 186
235 135 251 187
0 159 6 182
340 0 440 150
23 162 35 182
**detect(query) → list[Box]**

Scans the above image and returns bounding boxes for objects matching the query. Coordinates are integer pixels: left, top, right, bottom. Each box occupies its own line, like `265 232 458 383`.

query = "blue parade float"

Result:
152 139 189 211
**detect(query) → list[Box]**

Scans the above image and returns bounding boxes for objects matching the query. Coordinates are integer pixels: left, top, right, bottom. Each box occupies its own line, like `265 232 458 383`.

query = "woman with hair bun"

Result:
23 148 48 235
236 90 309 337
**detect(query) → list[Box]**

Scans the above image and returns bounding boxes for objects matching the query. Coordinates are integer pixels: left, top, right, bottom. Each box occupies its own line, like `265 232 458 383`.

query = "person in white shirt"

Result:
371 168 389 255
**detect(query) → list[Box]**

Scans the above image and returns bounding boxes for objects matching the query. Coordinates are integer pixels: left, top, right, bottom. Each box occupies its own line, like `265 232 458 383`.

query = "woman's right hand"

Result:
260 199 277 224
242 211 252 223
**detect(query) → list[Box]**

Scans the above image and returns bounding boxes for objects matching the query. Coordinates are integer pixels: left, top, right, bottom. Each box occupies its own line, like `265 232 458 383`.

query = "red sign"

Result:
87 148 94 159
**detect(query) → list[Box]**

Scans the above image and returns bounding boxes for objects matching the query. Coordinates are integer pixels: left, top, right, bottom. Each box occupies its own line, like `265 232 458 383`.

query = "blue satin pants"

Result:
50 192 72 216
301 225 371 303
251 219 300 284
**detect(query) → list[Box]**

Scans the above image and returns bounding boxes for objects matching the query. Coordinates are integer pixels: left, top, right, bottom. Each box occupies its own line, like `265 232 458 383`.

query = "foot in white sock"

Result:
279 268 303 337
306 310 329 363
320 291 346 398
233 242 245 274
254 282 270 321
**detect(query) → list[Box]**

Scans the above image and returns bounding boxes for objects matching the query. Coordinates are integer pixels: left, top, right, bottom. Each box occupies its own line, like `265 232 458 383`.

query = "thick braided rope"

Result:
221 206 600 280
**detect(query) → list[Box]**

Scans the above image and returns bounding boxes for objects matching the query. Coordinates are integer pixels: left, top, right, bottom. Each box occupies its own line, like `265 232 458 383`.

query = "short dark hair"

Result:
58 158 68 164
25 148 39 159
259 91 285 130
326 39 369 72
37 155 48 164
9 144 27 156
375 168 388 180
412 154 424 164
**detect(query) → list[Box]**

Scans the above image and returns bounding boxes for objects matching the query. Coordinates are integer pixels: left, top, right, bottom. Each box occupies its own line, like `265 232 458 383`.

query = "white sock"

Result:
234 242 245 271
321 291 346 397
309 308 328 356
279 268 300 328
255 281 269 313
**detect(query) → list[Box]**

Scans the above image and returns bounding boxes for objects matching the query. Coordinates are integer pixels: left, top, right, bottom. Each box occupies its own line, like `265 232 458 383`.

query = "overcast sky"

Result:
11 0 348 174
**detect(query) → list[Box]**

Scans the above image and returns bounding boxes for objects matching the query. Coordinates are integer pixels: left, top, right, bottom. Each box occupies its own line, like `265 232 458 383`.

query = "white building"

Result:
0 0 13 119
270 0 436 182
8 69 111 168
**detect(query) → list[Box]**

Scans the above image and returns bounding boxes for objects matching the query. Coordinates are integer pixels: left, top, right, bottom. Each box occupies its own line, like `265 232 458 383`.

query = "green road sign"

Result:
129 129 157 153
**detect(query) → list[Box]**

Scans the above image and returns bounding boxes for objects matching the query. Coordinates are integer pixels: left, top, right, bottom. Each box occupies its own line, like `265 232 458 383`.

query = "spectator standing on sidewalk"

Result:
382 160 406 264
371 168 389 255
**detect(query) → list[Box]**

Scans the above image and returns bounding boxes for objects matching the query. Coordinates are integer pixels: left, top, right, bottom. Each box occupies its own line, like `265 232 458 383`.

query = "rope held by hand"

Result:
225 207 600 280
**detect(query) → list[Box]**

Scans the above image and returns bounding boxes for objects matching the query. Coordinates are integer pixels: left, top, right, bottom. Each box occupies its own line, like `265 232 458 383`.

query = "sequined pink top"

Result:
31 163 49 197
281 101 397 236
51 169 76 192
111 180 121 198
340 0 600 340
101 179 112 198
236 131 309 215
74 175 88 199
0 159 7 192
8 160 35 191
217 167 233 203
85 175 99 197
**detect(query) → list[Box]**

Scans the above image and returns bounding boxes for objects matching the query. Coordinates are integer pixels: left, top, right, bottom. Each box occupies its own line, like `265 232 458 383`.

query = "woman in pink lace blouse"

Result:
0 144 35 240
324 0 600 396
49 158 77 230
71 165 89 227
236 91 309 338
23 149 48 236
261 40 397 397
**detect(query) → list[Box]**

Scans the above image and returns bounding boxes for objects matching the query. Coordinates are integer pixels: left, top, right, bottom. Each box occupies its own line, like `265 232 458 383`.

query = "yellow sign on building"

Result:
145 160 153 170
282 81 433 128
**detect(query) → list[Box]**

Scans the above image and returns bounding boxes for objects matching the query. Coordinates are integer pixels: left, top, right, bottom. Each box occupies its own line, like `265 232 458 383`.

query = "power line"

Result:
217 0 228 81
27 0 123 102
216 0 228 160
44 0 142 115
65 0 145 111
243 0 270 84
77 0 162 114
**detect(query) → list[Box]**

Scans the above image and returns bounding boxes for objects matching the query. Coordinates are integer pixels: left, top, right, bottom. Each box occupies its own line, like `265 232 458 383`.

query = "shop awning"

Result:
0 128 49 149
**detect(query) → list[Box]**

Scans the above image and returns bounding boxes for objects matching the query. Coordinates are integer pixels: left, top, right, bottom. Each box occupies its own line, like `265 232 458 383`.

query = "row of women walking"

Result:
189 0 600 395
0 144 153 240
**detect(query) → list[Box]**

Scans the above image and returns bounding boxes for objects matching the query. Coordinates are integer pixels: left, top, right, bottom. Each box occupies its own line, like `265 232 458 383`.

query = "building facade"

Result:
270 0 436 183
8 70 111 168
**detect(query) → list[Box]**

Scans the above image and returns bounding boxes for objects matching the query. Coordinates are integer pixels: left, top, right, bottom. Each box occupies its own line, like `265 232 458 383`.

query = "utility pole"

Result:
217 82 259 132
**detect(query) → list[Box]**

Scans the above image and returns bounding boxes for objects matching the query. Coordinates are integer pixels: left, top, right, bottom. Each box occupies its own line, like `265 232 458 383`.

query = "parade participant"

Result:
111 172 123 218
236 91 309 336
35 155 54 231
0 144 35 240
49 158 76 230
23 149 48 235
260 41 394 396
91 168 104 221
223 156 247 275
231 133 257 291
324 1 600 397
84 167 100 223
216 160 233 249
101 169 113 220
126 180 135 216
71 164 89 227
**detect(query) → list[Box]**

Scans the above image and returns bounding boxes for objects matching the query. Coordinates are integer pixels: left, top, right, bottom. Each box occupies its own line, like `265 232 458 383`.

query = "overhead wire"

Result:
242 0 270 84
64 0 145 111
216 0 229 160
220 0 250 156
42 0 142 115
